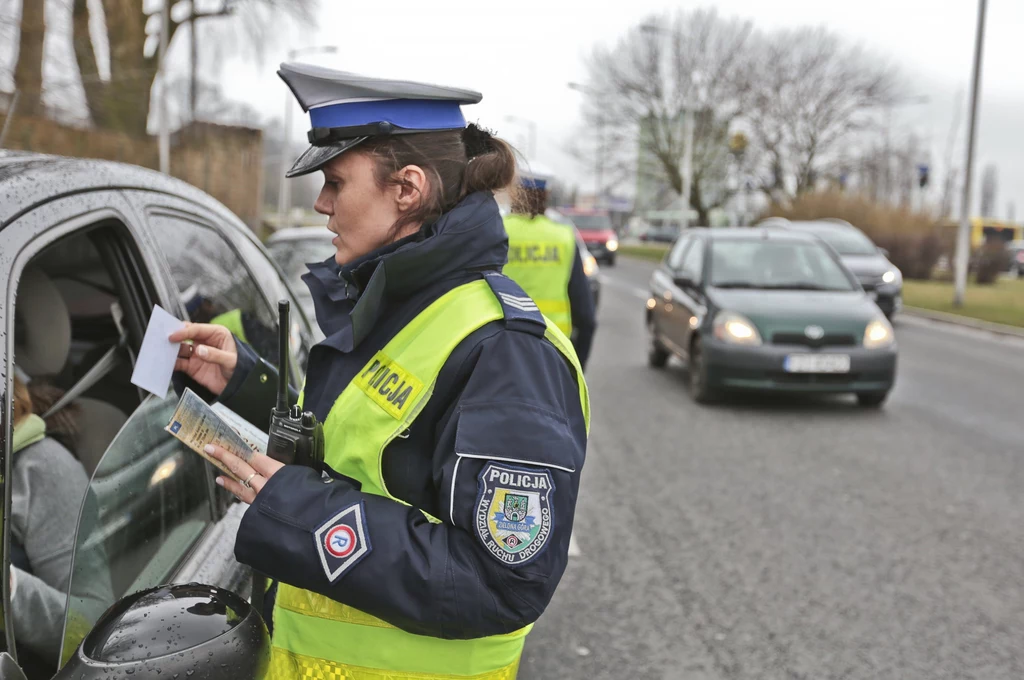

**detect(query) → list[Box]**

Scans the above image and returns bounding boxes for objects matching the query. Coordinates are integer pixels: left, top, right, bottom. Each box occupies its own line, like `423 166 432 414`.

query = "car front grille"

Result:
771 333 857 348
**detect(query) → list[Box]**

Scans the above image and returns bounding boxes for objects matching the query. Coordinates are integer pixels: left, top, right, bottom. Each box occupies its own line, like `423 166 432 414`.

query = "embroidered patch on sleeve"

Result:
475 463 554 566
314 501 371 583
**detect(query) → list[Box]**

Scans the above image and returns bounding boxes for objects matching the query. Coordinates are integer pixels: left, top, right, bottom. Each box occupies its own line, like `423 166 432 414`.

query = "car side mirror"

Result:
877 247 890 258
673 275 696 289
55 584 270 680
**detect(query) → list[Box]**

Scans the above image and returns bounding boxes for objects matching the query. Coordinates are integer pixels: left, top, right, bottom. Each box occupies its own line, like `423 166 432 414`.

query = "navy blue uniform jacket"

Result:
215 192 588 640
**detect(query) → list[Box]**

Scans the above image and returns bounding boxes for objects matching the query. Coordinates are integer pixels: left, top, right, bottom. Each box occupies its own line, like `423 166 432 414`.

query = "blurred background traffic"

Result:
2 0 1024 678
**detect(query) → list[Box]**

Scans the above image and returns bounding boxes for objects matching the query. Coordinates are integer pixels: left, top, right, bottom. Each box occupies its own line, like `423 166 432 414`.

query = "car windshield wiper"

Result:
758 283 849 291
711 281 760 289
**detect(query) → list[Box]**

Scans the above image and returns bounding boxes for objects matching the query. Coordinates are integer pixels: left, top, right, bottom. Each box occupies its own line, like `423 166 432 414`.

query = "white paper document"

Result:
131 304 185 397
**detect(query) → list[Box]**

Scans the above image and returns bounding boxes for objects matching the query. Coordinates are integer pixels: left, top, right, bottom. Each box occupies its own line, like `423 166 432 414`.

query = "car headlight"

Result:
863 317 895 349
713 311 762 346
881 268 903 285
583 255 598 277
606 238 619 252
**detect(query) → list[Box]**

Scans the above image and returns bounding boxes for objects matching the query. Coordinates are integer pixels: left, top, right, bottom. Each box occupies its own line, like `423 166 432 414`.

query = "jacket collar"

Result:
301 191 509 352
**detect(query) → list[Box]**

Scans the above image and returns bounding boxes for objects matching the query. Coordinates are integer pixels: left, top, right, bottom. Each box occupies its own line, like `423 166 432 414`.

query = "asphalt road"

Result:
520 256 1024 680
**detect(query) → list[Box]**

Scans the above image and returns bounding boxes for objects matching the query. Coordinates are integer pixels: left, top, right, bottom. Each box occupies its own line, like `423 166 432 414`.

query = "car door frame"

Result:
649 235 692 357
0 189 177 664
123 191 313 389
672 233 710 362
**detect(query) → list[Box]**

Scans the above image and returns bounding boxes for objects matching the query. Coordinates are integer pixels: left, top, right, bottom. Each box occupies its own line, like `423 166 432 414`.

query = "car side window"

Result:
62 390 214 662
680 238 705 282
147 212 286 371
228 233 314 377
667 236 692 271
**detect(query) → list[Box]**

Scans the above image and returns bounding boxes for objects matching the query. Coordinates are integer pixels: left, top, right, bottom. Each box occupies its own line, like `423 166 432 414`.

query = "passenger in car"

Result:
9 368 110 672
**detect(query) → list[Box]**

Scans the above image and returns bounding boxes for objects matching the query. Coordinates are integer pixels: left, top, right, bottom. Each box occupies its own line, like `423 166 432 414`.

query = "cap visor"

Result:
285 137 368 178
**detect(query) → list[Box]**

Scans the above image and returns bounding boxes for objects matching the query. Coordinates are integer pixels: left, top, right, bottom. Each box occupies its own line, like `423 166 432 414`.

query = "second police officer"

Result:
170 63 589 680
502 164 597 370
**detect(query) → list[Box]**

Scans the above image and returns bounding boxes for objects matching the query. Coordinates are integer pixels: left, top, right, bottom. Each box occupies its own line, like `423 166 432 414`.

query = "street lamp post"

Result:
503 115 537 159
278 45 338 228
953 0 988 308
639 23 695 231
157 0 170 174
567 82 605 209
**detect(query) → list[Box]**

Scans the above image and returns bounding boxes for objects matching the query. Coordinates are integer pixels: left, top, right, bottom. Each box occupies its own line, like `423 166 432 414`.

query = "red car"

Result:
561 208 619 266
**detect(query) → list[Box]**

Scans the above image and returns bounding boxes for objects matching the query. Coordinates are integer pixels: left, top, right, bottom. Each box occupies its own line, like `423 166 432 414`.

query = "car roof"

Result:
0 150 236 228
266 226 332 243
698 227 825 244
761 217 860 233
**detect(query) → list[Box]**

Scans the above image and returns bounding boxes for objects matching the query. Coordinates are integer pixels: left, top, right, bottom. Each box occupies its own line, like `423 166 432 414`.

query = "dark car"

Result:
561 208 619 265
1006 240 1024 277
639 225 679 243
0 151 316 675
760 218 903 318
646 228 897 407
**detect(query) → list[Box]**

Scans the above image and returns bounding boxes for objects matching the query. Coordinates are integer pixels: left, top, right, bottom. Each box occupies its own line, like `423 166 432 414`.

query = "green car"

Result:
646 228 898 407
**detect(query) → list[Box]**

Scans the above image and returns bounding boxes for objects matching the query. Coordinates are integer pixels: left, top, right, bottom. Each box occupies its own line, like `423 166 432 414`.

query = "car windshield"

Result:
570 214 614 230
710 239 856 291
809 228 878 255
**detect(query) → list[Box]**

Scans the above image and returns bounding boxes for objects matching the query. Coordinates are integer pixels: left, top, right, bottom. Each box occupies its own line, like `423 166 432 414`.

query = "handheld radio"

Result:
266 300 324 472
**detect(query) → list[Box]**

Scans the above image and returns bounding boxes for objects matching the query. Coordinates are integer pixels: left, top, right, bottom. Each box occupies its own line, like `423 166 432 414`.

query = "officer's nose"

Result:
314 186 334 217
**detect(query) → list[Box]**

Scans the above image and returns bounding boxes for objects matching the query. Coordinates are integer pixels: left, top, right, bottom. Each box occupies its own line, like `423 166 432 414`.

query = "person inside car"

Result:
9 367 95 674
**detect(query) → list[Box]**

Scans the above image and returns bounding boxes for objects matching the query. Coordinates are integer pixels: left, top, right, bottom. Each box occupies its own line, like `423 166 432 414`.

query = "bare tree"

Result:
69 0 316 134
938 90 964 219
979 163 997 217
12 0 45 115
581 8 756 225
743 26 900 202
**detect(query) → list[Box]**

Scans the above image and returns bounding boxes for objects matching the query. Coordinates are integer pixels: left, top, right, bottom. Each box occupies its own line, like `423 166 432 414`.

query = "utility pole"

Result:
158 0 170 174
278 46 338 227
953 0 988 308
189 3 197 122
680 107 694 230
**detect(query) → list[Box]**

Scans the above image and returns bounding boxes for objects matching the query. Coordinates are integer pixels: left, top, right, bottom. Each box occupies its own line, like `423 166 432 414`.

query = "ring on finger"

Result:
242 472 257 489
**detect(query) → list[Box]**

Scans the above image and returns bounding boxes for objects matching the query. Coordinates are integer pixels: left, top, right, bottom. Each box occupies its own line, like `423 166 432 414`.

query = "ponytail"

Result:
461 124 518 197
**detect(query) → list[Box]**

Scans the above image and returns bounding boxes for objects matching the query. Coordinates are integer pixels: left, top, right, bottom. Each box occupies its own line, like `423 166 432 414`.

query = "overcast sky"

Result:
8 0 1024 218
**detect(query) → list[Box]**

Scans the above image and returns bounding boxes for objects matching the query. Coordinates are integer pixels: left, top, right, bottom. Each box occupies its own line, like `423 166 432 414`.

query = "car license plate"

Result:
784 354 851 373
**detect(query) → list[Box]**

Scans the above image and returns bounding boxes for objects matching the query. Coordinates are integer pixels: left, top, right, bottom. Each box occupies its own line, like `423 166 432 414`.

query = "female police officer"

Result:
170 63 588 679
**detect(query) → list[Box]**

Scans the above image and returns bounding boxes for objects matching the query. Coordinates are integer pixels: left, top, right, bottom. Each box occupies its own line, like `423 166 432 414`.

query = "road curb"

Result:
901 306 1024 339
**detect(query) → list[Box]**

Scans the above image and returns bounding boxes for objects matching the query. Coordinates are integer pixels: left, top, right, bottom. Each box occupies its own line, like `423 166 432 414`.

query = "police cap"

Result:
278 63 483 178
517 160 555 191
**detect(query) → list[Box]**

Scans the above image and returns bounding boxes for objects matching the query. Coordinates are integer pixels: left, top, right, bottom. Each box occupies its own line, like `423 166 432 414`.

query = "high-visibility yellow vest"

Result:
210 308 248 343
269 278 590 680
501 215 576 335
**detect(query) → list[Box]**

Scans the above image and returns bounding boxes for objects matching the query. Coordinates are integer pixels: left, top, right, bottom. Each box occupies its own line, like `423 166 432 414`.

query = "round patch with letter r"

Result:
325 525 356 558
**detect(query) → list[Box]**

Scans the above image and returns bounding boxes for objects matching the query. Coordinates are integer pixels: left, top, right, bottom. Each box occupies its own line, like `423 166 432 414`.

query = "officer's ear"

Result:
393 164 429 213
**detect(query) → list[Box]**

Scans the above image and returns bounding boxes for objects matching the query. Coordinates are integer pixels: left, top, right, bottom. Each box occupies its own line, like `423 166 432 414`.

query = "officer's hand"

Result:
169 322 238 396
205 445 284 505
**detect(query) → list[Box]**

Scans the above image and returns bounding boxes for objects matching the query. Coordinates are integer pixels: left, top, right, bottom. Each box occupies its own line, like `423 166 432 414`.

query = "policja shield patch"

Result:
475 463 554 566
